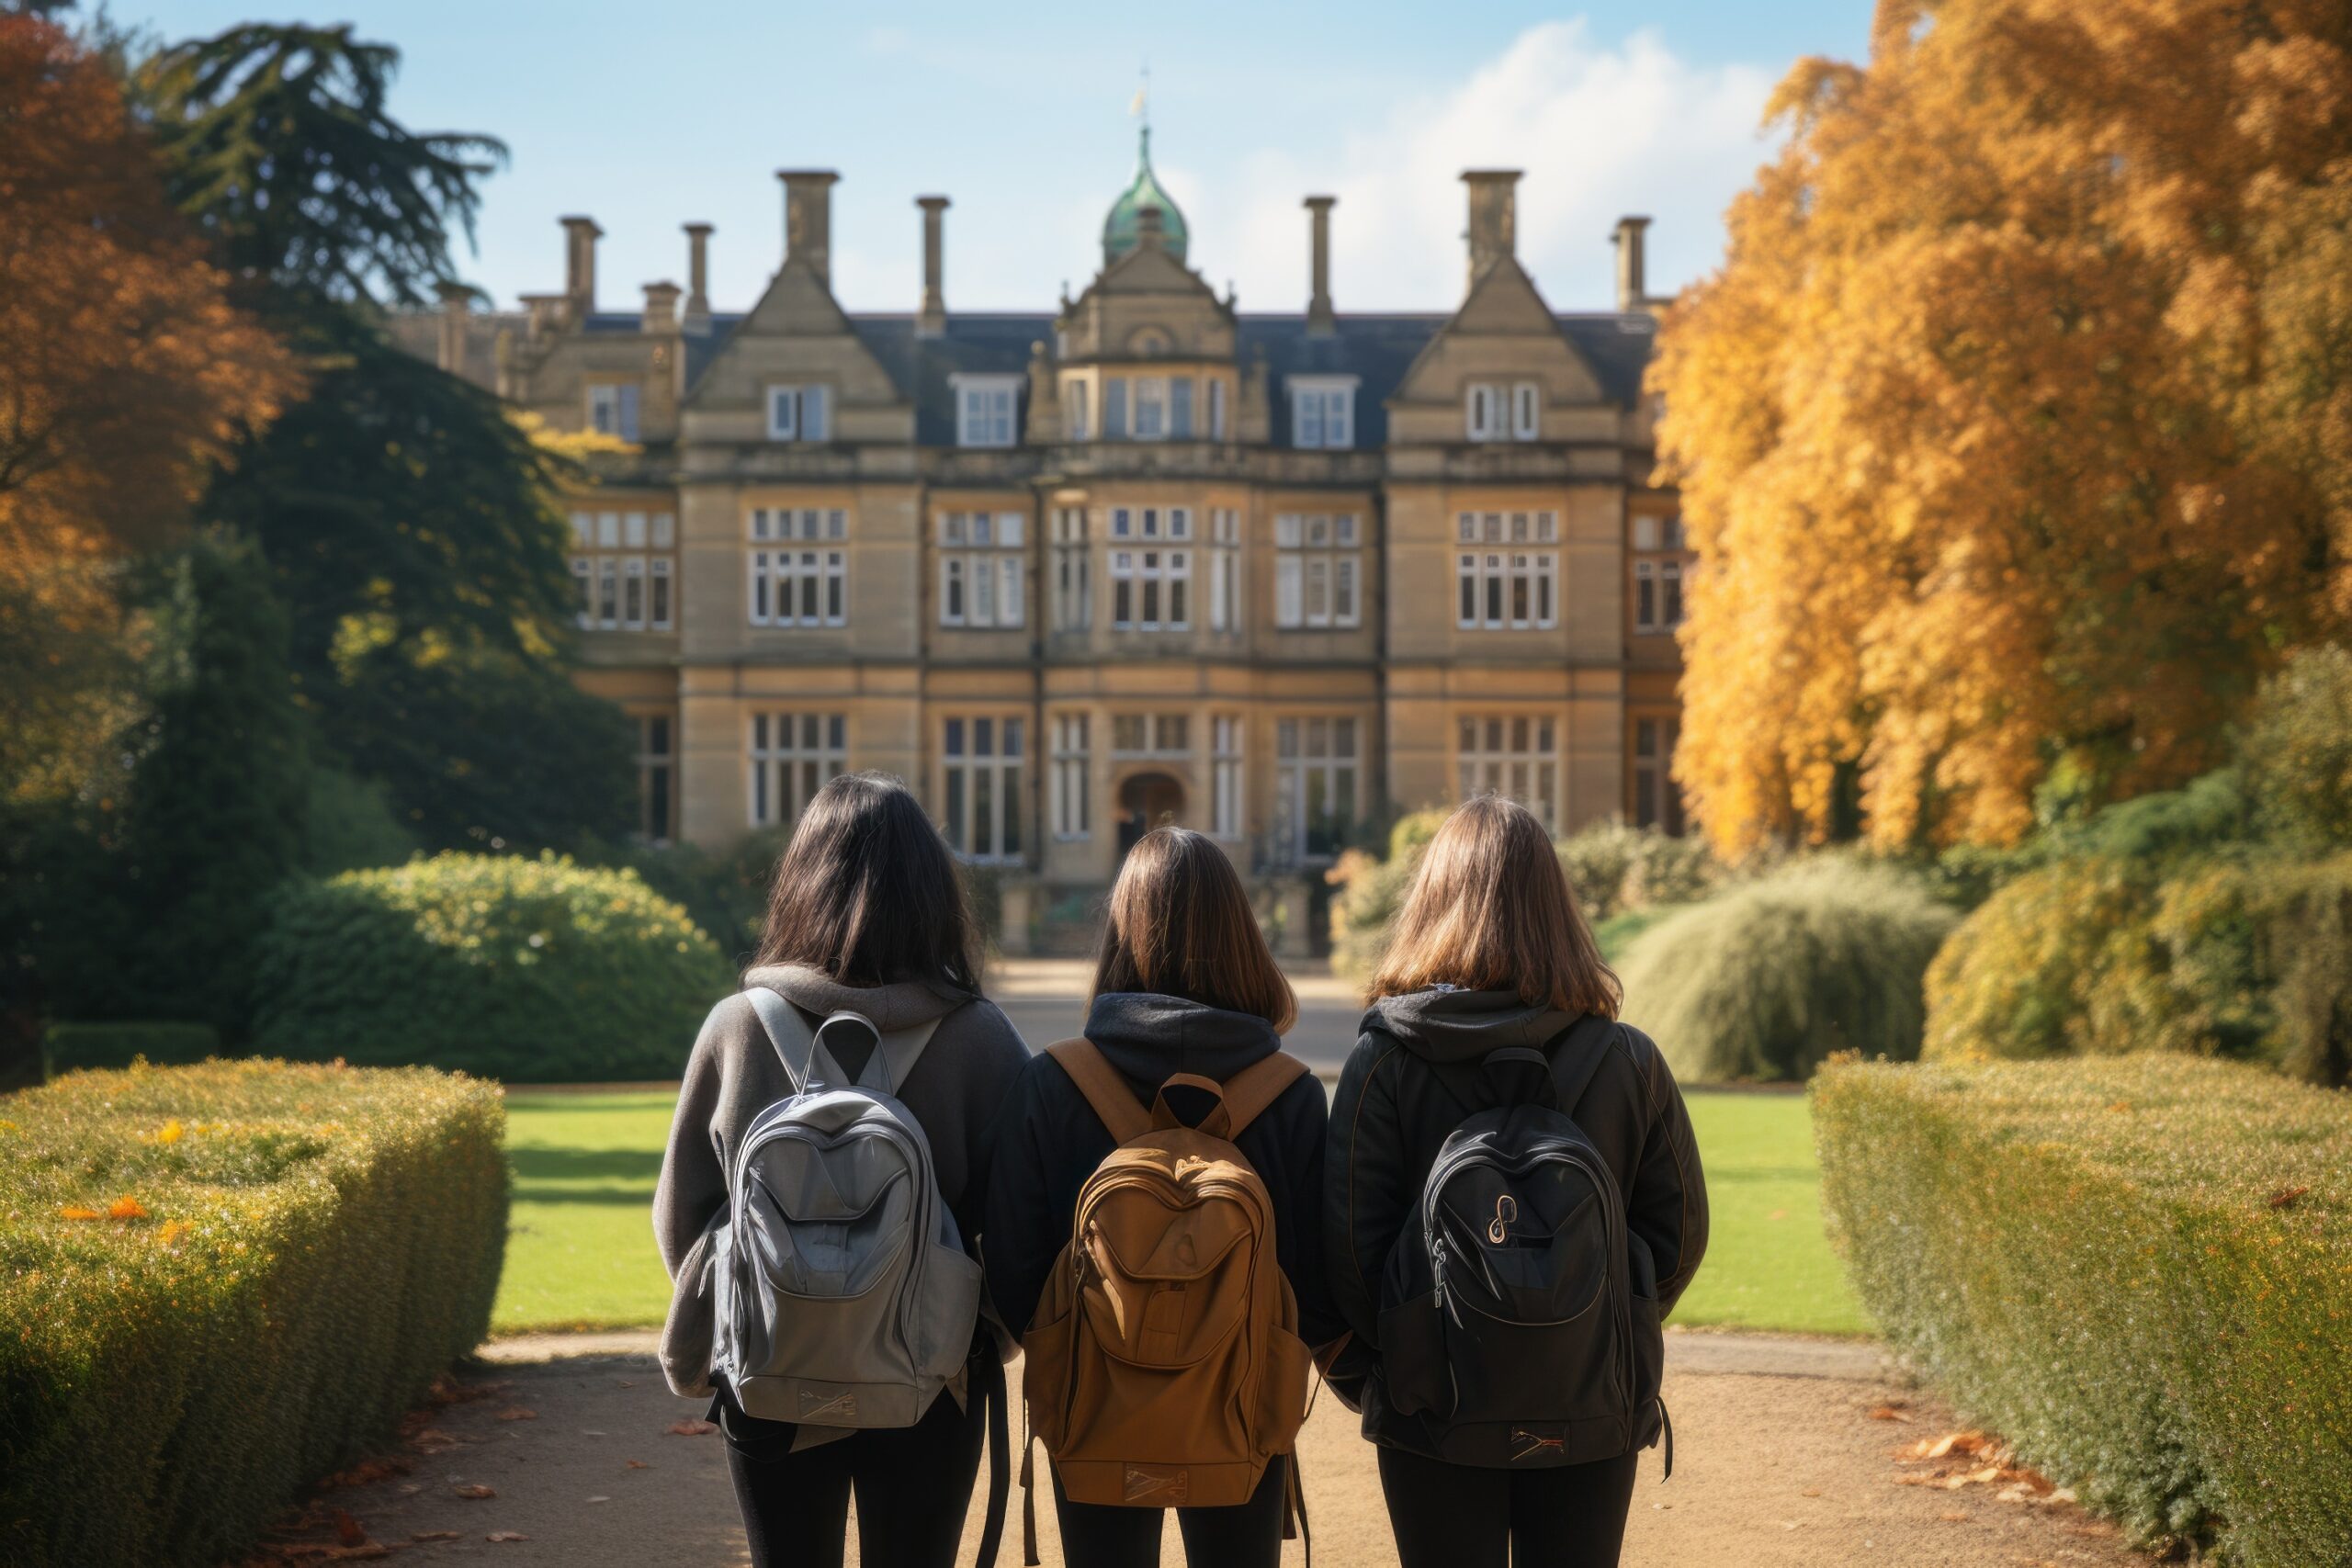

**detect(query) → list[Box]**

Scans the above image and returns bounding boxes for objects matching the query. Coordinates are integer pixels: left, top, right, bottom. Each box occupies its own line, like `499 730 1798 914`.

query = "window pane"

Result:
944 767 966 851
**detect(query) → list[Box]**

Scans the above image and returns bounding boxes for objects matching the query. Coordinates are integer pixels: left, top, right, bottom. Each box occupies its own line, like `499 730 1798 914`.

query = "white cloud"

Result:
1178 21 1778 314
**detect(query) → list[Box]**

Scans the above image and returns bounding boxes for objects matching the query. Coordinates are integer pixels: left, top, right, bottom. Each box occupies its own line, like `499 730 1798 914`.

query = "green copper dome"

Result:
1102 125 1189 265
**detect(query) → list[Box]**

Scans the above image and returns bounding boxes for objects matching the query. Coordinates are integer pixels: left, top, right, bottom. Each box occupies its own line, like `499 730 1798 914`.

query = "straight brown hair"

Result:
1091 827 1297 1032
1368 795 1622 1018
752 771 981 991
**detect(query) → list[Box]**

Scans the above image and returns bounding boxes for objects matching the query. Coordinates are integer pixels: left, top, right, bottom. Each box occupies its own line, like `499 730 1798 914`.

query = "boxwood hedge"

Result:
252 852 734 1082
0 1058 506 1567
1815 1055 2352 1564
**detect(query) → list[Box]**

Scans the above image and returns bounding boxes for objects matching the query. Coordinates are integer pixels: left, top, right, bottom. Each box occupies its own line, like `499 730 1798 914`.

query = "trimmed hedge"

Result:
43 1021 220 1074
1815 1056 2352 1563
1619 858 1958 1080
251 852 734 1081
0 1058 506 1567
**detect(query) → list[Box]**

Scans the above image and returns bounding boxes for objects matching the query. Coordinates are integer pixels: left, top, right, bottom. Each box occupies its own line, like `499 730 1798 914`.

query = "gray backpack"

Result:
713 992 984 1429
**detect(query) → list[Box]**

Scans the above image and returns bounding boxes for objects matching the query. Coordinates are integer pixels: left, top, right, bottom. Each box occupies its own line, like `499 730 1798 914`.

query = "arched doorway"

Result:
1116 772 1185 855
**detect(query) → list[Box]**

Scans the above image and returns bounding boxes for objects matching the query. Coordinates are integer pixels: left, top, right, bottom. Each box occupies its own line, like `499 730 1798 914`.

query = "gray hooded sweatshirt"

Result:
651 964 1032 1403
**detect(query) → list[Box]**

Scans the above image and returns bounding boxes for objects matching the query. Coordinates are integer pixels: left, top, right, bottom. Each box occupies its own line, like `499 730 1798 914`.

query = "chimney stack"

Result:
1460 170 1521 287
682 223 713 333
777 170 839 284
1613 215 1654 312
560 215 602 315
642 280 681 334
1304 196 1336 336
916 196 949 337
435 281 470 375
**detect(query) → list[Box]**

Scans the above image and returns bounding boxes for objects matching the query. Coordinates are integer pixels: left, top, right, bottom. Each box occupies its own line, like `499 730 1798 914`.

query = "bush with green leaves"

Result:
1815 1055 2352 1563
0 1058 506 1567
2240 641 2352 848
1552 818 1718 922
251 852 733 1081
43 1021 220 1074
1618 859 1958 1081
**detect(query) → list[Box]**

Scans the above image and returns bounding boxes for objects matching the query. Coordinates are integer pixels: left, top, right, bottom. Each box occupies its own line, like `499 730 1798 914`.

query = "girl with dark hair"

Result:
654 772 1030 1568
984 827 1339 1568
1326 795 1708 1568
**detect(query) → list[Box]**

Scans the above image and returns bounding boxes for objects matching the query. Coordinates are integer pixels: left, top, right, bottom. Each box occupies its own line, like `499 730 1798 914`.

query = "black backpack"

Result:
1374 1015 1670 1471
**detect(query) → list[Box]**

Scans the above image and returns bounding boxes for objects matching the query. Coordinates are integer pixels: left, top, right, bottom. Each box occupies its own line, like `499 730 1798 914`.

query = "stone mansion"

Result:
401 132 1692 946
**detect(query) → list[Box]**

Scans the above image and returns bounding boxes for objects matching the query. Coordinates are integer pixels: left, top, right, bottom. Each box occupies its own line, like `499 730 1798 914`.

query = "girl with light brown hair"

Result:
1327 794 1709 1568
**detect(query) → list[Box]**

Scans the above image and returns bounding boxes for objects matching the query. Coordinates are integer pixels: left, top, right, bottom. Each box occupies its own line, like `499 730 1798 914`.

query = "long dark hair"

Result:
751 772 981 991
1369 795 1621 1018
1092 827 1296 1032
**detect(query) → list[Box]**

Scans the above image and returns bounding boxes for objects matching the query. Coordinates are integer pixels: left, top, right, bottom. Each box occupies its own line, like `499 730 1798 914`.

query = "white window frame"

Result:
936 511 1026 628
1455 714 1559 830
1274 716 1360 866
1272 513 1363 629
1109 547 1191 632
1511 380 1541 440
749 712 848 827
1453 513 1559 630
765 384 831 443
941 715 1024 864
1052 507 1091 631
1211 715 1244 840
588 382 641 441
747 507 850 627
1209 378 1228 440
952 375 1021 448
571 508 674 633
1288 376 1358 450
1208 508 1241 634
1051 712 1091 840
1466 382 1506 442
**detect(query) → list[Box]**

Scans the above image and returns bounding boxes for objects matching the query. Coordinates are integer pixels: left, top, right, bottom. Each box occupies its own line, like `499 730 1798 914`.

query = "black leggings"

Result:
1051 1454 1288 1568
720 1377 989 1568
1377 1445 1639 1568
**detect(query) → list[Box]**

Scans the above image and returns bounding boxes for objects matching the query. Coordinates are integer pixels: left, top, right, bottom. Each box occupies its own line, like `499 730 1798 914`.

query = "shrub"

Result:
1618 858 1958 1081
251 852 733 1081
2240 641 2352 848
43 1020 219 1074
1922 858 2168 1062
582 827 786 966
300 766 422 877
1815 1055 2352 1563
0 1058 506 1567
1327 846 1419 983
1553 818 1717 921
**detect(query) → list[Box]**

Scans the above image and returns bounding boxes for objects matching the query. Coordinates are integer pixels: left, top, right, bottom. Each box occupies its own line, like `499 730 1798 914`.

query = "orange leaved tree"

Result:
1652 0 2352 855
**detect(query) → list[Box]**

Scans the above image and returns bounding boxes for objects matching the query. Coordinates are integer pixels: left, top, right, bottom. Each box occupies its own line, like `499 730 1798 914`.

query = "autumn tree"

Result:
0 12 293 794
1653 0 2352 855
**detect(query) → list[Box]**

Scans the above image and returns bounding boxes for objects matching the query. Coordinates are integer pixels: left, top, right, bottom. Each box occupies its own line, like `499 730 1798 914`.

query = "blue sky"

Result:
137 1 1872 316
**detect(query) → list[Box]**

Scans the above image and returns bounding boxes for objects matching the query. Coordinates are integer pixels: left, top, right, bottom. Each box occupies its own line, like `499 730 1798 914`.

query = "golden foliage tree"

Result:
1653 0 2352 855
0 14 294 793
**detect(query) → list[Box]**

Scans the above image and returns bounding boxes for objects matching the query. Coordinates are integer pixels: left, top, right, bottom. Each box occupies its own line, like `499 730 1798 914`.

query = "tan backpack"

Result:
1018 1039 1315 1562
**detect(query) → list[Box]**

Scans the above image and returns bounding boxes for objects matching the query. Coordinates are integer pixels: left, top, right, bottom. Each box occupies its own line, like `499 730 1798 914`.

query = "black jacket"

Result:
981 992 1342 1349
1323 987 1708 1457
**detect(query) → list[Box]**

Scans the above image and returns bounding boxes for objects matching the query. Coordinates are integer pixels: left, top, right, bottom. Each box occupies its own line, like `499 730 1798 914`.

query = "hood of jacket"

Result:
741 963 973 1032
1084 991 1282 1086
1361 987 1581 1066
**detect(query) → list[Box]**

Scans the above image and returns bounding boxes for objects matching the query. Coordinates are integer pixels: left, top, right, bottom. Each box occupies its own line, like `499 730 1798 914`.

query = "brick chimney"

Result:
776 170 839 284
682 223 713 333
916 196 949 337
1613 215 1654 312
642 280 681 333
560 215 602 315
1460 170 1521 288
1304 196 1336 336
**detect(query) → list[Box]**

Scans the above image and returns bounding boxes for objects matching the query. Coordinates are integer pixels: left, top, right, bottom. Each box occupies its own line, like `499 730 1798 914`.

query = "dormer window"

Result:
766 384 831 443
1513 381 1541 439
1289 377 1357 450
1466 381 1542 443
953 375 1020 448
588 382 640 441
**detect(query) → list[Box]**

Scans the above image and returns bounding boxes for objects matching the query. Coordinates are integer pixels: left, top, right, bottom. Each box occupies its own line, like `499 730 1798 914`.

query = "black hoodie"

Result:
1323 987 1708 1458
981 992 1341 1349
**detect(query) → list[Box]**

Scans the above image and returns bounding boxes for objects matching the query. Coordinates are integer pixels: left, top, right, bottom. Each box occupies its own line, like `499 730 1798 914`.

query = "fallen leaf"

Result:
586 1495 610 1504
624 1460 650 1470
1766 1208 1789 1221
407 1428 463 1454
1800 1487 1822 1498
1867 1405 1911 1422
494 1408 537 1422
1939 1511 1968 1523
108 1195 149 1220
59 1205 102 1221
2269 1185 2310 1210
453 1484 496 1500
333 1508 366 1547
411 1532 459 1542
666 1419 715 1437
487 1532 529 1543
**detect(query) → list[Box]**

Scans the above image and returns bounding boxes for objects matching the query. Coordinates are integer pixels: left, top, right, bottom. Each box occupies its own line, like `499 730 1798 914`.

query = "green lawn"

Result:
493 1085 1868 1337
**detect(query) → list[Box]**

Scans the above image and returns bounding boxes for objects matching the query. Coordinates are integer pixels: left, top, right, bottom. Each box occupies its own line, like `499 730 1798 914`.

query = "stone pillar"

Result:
916 196 949 336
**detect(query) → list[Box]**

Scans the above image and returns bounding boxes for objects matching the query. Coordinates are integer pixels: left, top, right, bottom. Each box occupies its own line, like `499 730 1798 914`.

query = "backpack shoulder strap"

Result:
1550 1013 1623 1114
744 987 829 1091
1215 1051 1311 1142
1046 1039 1151 1145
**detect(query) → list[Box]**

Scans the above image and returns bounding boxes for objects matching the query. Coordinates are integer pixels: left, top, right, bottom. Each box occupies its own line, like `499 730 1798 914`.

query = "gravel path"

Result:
265 1331 2146 1567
